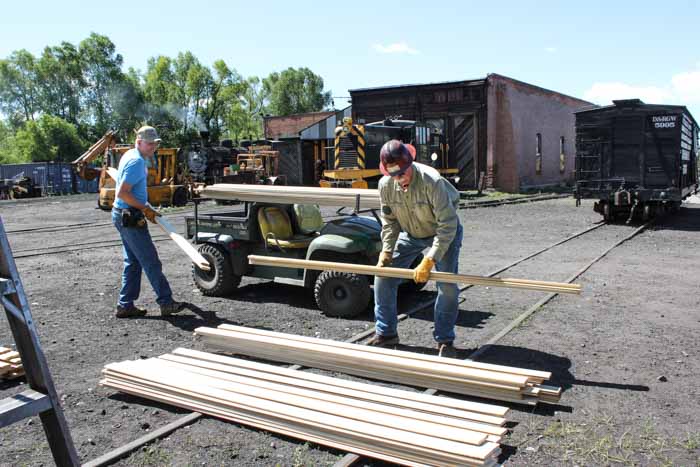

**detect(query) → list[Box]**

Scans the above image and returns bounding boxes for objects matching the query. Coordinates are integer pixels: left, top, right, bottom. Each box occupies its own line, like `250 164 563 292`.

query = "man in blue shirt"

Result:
111 126 183 318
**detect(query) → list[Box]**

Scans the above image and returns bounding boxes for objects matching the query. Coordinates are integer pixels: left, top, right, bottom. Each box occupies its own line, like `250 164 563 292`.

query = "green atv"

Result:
184 201 425 318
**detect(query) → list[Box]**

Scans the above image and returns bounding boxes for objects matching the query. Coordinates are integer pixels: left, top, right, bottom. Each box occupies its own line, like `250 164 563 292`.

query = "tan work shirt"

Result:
378 162 460 262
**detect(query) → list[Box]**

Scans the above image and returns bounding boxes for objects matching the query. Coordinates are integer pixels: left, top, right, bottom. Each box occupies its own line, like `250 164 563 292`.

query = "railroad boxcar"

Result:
575 99 698 221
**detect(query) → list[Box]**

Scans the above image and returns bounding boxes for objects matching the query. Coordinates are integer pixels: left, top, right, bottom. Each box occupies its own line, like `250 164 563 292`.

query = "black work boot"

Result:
437 341 457 358
160 301 185 316
115 305 147 318
366 333 400 348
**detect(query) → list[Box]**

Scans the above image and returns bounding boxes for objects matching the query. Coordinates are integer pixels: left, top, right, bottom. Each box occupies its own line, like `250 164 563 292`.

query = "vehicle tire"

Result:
398 254 427 293
192 243 240 296
172 186 188 207
602 202 613 222
98 197 111 211
314 271 370 318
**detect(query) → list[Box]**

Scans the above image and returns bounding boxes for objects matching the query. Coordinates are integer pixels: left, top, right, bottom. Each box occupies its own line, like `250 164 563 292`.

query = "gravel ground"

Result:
0 195 698 466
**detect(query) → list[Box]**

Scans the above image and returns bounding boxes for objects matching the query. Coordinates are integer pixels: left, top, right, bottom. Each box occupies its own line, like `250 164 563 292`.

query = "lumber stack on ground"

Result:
196 325 562 405
247 255 582 295
101 348 506 466
0 346 24 379
199 184 382 209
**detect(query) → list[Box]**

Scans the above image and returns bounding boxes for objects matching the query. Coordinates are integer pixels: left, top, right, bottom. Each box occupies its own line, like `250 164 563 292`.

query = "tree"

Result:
263 67 331 116
78 33 125 137
36 42 84 125
11 115 86 162
200 60 246 141
0 120 24 164
0 50 40 126
225 76 266 141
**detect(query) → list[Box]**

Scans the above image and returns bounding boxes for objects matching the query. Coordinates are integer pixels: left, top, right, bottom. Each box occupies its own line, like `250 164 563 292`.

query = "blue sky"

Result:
2 0 699 116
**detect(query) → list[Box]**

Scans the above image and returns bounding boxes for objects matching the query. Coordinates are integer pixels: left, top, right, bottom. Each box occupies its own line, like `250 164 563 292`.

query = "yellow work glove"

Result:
376 251 393 268
413 257 435 283
142 205 161 224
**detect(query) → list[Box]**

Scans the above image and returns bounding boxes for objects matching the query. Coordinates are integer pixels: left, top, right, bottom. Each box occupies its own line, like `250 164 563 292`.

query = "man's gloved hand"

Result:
376 251 393 268
413 257 435 283
142 205 161 224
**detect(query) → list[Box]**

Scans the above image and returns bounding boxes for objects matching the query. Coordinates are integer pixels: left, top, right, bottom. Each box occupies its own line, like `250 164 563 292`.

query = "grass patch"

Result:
521 416 700 466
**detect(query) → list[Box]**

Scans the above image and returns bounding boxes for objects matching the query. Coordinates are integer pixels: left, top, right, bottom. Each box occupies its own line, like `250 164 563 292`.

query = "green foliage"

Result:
0 34 332 154
263 67 332 116
11 115 86 162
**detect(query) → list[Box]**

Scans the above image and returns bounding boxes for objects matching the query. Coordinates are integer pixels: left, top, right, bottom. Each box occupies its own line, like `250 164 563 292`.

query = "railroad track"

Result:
83 218 654 466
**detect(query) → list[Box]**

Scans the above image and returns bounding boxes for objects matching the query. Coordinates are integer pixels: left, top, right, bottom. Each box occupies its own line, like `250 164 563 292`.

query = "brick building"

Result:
350 74 593 192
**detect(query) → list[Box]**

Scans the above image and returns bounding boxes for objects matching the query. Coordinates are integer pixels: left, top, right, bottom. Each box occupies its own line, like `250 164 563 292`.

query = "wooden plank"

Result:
102 379 494 467
218 324 552 382
170 348 508 417
197 334 540 405
102 375 500 466
196 327 529 387
105 361 490 448
247 255 582 294
157 356 506 439
102 361 498 461
105 167 210 271
160 353 507 430
154 217 210 271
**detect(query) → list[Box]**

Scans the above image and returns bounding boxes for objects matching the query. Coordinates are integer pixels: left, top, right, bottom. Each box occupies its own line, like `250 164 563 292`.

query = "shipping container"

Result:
0 162 75 195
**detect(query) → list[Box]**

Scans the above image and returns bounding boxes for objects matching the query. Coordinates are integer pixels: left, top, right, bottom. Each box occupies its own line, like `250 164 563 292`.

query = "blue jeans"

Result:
112 209 174 308
374 223 463 343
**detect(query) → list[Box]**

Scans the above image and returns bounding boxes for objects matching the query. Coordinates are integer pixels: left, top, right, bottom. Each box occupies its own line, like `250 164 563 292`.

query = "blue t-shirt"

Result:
114 148 148 209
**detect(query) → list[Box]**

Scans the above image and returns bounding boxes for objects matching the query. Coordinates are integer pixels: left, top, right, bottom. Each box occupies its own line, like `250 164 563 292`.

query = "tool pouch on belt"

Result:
121 208 147 228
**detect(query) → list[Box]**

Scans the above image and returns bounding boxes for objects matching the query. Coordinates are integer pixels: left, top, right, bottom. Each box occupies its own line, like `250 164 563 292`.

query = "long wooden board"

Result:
105 167 210 271
169 348 508 417
102 360 500 462
247 255 581 294
217 324 551 382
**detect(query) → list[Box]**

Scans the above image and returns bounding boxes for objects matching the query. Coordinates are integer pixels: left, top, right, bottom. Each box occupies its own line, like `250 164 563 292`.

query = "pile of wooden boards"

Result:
199 184 381 209
0 346 24 379
248 255 582 295
101 348 506 466
196 325 562 405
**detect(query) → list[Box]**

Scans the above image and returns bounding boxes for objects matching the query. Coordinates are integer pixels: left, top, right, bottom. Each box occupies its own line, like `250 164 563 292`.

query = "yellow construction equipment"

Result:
72 131 189 210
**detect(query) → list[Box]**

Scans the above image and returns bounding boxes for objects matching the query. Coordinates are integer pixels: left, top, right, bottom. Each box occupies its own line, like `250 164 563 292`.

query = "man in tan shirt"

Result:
369 140 463 357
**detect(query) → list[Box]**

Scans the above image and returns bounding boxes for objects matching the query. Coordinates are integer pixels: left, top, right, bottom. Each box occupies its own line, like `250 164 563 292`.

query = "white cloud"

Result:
583 66 700 110
372 42 419 55
545 47 557 53
670 70 700 102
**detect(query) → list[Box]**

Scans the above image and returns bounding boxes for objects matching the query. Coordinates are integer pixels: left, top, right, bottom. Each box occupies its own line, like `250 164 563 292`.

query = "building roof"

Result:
349 73 593 107
263 111 336 139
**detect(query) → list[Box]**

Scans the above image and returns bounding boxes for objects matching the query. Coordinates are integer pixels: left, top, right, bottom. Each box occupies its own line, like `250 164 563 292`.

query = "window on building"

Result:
559 136 566 173
535 133 542 175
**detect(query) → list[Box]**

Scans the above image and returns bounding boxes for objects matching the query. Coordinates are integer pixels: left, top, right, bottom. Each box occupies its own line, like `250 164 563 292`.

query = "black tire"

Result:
314 271 371 318
398 254 428 293
172 186 188 207
98 197 111 211
192 244 240 296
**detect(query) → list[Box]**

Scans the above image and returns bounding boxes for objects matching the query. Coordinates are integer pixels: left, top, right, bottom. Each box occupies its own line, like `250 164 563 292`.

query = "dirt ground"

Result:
0 194 698 466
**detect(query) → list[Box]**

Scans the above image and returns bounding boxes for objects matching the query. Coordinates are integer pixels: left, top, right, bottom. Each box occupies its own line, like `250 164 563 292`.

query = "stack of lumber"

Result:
248 255 582 295
0 346 24 379
101 348 506 466
196 325 562 405
199 184 381 209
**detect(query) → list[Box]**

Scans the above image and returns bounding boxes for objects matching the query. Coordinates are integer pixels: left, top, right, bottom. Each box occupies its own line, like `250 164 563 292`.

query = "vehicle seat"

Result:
293 204 323 234
257 206 314 249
